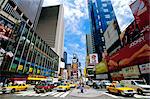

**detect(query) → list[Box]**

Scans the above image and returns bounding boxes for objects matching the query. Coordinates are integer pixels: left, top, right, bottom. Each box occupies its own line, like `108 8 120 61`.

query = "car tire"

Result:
11 89 15 93
36 90 39 94
24 87 27 91
107 89 111 93
43 89 46 93
137 89 143 95
2 91 6 94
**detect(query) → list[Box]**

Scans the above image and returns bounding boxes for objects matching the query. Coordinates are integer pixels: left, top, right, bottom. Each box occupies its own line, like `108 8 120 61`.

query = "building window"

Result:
105 14 110 18
100 29 103 33
98 15 100 19
96 9 99 13
102 3 107 7
99 22 101 26
103 9 109 12
107 21 111 25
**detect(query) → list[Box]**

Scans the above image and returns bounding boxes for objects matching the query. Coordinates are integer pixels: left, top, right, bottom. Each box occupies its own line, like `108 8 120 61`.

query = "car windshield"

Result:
60 84 66 86
105 81 110 83
116 84 124 88
135 81 146 85
37 82 46 86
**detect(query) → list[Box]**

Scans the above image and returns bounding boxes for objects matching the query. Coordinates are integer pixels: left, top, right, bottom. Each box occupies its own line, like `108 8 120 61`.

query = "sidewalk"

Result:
70 86 102 98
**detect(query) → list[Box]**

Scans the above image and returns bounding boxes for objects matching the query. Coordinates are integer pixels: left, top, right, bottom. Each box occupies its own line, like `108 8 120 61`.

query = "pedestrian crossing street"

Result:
14 90 71 98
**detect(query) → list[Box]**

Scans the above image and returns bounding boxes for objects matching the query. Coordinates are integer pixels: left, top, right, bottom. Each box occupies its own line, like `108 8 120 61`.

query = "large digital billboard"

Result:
89 53 98 64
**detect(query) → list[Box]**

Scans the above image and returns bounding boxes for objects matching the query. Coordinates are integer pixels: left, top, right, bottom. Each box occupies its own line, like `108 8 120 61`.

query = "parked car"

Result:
57 83 70 92
120 80 150 95
93 81 101 89
34 81 55 93
54 82 61 87
100 80 111 88
86 81 93 86
69 83 77 88
2 83 28 93
106 83 136 96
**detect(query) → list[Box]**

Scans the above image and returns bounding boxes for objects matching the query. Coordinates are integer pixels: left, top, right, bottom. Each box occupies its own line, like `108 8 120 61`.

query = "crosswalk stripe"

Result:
103 93 119 98
40 92 55 96
54 92 65 97
51 92 59 95
60 91 70 98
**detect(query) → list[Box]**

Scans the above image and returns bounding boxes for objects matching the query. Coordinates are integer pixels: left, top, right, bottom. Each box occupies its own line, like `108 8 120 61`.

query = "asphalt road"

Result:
0 88 150 99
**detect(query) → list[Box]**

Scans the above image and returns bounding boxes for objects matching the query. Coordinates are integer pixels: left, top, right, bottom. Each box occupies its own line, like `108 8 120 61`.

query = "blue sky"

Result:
43 0 135 70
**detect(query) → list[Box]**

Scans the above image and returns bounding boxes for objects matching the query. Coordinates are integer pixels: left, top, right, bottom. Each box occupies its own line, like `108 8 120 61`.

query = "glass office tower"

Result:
0 0 59 83
88 0 117 61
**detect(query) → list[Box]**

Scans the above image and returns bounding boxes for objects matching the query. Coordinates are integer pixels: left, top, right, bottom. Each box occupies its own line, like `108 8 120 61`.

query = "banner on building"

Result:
95 60 108 74
96 74 108 79
107 31 150 72
89 54 98 64
129 0 149 31
139 63 150 74
122 65 140 78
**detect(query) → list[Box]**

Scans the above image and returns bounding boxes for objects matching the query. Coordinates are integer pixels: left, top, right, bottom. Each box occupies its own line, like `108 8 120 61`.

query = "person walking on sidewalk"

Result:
79 83 84 93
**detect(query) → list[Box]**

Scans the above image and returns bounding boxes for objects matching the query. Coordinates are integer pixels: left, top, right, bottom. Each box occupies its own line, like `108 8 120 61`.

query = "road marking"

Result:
134 94 150 98
60 91 71 98
40 92 55 96
54 92 65 97
103 93 119 98
51 92 59 95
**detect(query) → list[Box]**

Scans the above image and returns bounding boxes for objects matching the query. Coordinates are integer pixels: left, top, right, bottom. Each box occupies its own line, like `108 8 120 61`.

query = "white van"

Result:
120 80 150 95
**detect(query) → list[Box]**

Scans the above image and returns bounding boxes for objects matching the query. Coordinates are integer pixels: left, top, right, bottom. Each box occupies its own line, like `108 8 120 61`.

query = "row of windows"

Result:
0 14 58 77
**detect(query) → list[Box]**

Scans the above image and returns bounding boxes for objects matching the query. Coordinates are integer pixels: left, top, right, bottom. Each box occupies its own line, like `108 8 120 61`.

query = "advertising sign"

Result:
129 0 149 31
17 65 23 71
139 63 150 74
95 60 108 74
104 20 119 50
89 54 98 64
111 71 124 81
122 65 140 78
96 74 108 79
107 31 150 72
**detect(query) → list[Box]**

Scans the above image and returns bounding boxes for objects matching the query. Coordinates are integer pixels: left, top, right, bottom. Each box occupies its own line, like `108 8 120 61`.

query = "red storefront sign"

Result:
107 30 150 72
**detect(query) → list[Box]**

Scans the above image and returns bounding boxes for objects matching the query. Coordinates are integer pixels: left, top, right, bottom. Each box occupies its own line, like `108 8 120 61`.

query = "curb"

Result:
70 93 103 98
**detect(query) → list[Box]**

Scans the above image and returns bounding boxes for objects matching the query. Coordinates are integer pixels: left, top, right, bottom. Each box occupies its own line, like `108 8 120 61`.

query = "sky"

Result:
43 0 135 70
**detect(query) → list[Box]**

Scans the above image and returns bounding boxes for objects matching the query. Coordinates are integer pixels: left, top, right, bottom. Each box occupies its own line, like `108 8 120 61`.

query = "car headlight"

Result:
123 90 128 93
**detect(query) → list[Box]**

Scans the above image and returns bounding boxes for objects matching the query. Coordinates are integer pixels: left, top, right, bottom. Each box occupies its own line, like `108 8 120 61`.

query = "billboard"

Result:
122 65 140 78
89 54 98 64
96 74 108 79
72 63 78 74
139 63 150 74
129 0 150 31
95 60 108 74
107 31 150 72
104 20 119 50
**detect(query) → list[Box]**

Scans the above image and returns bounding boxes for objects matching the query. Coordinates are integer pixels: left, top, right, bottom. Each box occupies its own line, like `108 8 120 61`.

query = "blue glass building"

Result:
88 0 117 61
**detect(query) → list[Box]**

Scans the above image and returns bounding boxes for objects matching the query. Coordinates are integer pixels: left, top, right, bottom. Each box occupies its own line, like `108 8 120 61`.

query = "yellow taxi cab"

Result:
2 83 28 93
69 83 77 88
106 83 136 96
57 83 70 92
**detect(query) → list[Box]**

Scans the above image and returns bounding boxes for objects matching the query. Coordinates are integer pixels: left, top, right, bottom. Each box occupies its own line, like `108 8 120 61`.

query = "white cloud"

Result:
43 0 63 7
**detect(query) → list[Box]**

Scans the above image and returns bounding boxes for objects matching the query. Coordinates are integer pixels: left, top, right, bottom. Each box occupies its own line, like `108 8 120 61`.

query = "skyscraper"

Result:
86 34 95 55
36 5 64 76
88 0 117 61
63 51 67 69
